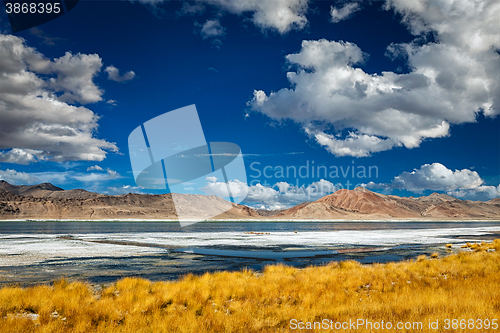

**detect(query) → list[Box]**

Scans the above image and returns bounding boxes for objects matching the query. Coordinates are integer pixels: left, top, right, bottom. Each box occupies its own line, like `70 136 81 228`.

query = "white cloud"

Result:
104 65 136 82
271 179 337 205
365 163 499 200
447 185 500 201
176 2 205 16
0 34 118 163
171 0 309 34
245 183 279 203
384 0 500 54
87 165 104 171
49 52 104 104
106 99 117 106
0 167 120 186
249 0 500 157
135 0 309 41
106 185 145 195
201 177 337 209
373 163 484 193
0 148 44 164
0 169 38 185
201 178 249 198
73 168 120 182
207 0 309 34
199 19 225 38
330 2 360 23
196 18 225 45
0 169 68 185
251 202 290 211
306 128 399 158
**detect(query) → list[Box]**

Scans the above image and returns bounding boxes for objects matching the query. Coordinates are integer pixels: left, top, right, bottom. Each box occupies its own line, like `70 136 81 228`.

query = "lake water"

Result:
1 221 499 286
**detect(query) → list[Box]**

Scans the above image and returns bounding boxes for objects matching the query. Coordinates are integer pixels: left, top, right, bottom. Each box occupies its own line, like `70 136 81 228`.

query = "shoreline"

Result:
0 240 477 286
1 241 498 332
0 242 471 288
1 218 500 222
2 221 499 288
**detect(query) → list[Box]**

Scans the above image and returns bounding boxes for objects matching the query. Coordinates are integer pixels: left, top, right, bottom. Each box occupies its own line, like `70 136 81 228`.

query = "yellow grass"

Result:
1 240 499 333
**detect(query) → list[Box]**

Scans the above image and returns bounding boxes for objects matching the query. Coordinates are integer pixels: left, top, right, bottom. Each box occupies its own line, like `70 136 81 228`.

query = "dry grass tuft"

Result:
1 240 499 332
461 239 500 252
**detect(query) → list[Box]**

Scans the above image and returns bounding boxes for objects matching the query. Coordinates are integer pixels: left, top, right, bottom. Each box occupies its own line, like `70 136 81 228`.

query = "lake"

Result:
1 221 499 286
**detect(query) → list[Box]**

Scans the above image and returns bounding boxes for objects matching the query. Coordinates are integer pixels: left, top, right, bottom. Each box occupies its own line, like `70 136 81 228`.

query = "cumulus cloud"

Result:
368 163 483 193
201 177 338 209
0 148 44 164
203 0 309 34
384 0 500 54
0 169 38 185
249 0 499 157
155 0 309 34
447 186 500 201
49 52 104 104
0 33 118 163
330 2 361 23
201 177 249 198
105 65 136 82
196 19 225 45
365 163 499 200
87 165 104 171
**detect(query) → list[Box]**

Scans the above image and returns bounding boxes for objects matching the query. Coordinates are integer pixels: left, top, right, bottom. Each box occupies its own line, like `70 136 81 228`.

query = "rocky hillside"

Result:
0 182 258 220
276 187 500 220
0 181 498 220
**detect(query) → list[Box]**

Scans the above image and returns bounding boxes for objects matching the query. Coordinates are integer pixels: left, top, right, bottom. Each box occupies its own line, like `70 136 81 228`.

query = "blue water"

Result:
1 221 499 286
1 220 499 233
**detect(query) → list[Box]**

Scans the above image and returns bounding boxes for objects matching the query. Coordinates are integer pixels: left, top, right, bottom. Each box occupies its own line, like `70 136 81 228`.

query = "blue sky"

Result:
0 0 498 208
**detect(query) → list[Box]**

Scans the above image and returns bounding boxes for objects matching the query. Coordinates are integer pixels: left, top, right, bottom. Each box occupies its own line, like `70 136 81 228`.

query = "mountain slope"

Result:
276 188 500 220
316 188 423 217
488 198 500 205
0 181 64 196
0 181 498 220
0 181 258 220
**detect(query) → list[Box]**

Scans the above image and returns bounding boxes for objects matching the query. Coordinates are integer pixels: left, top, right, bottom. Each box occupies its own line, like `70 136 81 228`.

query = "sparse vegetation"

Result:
1 240 499 333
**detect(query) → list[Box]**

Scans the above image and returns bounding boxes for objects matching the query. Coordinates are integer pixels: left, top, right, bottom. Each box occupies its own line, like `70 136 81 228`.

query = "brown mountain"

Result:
0 182 258 220
488 198 500 205
0 181 498 220
0 180 63 196
275 187 500 220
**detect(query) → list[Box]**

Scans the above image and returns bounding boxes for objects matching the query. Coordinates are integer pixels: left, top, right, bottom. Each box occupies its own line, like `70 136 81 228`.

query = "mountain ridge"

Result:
0 181 498 220
276 187 500 219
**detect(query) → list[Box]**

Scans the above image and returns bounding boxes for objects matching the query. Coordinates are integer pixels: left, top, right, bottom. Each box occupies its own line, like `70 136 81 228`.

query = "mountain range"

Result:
0 180 499 220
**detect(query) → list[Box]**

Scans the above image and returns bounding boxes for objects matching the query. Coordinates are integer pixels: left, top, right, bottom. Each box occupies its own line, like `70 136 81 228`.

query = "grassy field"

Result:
1 240 499 332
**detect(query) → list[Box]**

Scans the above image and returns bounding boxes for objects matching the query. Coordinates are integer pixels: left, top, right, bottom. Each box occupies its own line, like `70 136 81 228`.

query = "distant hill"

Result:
0 181 498 220
275 187 500 220
0 181 258 220
0 180 63 196
488 198 500 205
